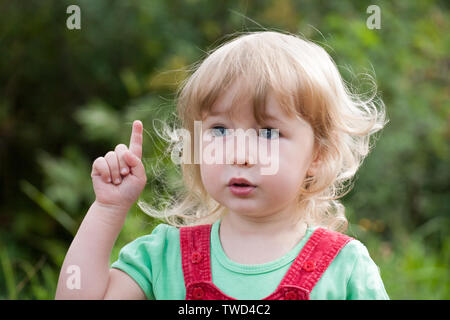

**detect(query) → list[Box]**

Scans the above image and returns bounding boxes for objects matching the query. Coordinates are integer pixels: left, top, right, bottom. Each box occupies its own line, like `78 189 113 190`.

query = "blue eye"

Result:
259 128 280 139
210 126 280 139
211 126 228 137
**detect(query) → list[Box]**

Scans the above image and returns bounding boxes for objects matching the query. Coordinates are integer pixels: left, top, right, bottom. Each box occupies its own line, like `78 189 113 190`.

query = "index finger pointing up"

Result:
129 120 143 159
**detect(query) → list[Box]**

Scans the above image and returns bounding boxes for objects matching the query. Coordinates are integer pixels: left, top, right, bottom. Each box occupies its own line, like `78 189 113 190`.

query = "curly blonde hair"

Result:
138 30 388 233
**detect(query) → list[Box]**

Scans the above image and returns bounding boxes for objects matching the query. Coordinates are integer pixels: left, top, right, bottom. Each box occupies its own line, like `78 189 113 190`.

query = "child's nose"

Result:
233 152 255 167
226 131 258 167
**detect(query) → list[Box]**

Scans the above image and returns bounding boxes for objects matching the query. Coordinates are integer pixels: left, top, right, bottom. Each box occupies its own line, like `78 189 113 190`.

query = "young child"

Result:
56 31 389 300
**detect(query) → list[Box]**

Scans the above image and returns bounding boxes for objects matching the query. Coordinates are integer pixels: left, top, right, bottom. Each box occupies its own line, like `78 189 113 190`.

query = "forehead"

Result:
202 79 295 124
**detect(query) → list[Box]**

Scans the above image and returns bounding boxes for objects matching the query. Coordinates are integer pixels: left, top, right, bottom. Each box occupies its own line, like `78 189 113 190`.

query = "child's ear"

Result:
307 149 322 177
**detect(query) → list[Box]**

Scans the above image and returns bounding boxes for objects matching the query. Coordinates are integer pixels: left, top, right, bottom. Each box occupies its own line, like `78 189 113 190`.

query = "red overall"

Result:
180 224 353 300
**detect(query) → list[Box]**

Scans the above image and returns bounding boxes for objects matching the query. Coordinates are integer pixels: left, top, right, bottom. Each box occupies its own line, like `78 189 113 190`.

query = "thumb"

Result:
124 151 146 178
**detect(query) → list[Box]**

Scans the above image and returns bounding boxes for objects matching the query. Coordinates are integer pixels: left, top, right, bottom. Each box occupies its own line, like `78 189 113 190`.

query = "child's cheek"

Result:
274 145 308 186
200 162 223 188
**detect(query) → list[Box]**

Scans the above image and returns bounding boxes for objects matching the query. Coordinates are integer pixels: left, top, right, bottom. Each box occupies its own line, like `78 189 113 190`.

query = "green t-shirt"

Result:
111 219 389 300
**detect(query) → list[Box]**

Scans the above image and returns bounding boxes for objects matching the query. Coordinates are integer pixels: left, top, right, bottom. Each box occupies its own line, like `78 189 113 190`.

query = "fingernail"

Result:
107 177 111 183
115 178 121 184
121 168 128 175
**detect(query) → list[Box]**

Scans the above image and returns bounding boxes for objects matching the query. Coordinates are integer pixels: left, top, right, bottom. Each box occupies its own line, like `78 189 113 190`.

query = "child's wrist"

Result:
91 200 130 227
93 200 130 213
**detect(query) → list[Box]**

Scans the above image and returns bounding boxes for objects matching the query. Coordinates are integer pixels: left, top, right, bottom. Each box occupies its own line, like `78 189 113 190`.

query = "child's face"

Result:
199 80 320 220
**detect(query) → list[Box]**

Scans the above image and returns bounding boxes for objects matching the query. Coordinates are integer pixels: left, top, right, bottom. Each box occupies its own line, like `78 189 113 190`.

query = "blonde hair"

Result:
138 30 389 233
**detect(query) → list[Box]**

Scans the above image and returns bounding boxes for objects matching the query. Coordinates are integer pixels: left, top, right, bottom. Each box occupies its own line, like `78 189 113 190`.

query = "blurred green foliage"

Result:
0 0 448 299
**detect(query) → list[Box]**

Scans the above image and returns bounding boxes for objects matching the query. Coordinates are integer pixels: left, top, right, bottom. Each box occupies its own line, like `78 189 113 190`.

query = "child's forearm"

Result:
55 201 128 299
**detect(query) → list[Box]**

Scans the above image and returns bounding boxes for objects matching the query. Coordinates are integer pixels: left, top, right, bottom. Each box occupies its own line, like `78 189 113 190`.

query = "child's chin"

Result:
224 201 262 216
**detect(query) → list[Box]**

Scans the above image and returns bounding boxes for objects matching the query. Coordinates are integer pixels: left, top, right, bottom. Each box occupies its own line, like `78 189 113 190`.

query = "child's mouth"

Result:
228 183 256 196
227 177 256 196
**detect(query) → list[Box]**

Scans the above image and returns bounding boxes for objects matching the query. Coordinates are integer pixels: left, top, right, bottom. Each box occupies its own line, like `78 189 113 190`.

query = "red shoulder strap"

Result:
180 224 353 300
180 224 212 286
278 227 353 293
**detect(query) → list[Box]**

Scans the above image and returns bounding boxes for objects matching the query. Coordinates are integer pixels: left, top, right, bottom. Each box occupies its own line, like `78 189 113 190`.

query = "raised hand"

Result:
91 120 147 211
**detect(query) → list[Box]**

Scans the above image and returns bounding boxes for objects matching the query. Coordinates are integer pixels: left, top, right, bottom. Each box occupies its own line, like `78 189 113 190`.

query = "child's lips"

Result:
227 177 255 187
227 177 256 196
228 184 256 196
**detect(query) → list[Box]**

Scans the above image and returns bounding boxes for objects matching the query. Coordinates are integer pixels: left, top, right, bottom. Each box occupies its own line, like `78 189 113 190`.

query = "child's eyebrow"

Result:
205 109 289 126
262 114 285 123
206 110 225 116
